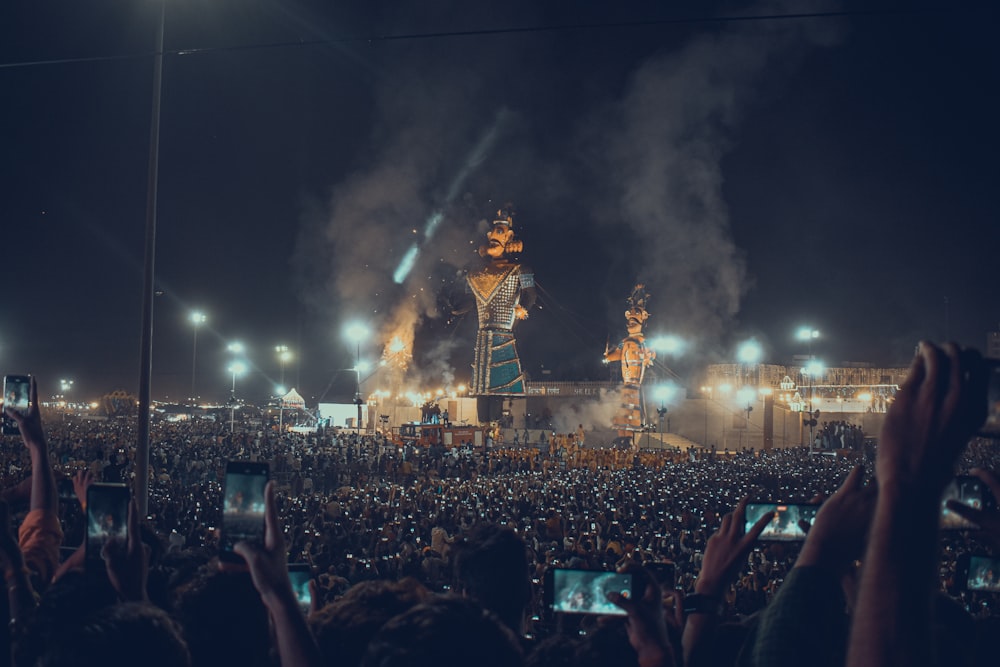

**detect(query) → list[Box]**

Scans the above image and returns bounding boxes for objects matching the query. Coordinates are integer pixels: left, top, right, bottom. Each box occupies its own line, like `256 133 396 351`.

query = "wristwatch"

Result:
683 593 723 615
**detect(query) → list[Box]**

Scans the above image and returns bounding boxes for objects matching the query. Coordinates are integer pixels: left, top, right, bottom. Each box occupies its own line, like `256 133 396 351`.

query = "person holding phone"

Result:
848 342 987 667
234 481 322 667
743 465 876 667
945 468 1000 552
3 377 63 591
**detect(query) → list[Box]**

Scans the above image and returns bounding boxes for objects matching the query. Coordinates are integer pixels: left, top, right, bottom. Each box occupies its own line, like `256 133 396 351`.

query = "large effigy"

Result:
465 207 536 422
604 285 656 448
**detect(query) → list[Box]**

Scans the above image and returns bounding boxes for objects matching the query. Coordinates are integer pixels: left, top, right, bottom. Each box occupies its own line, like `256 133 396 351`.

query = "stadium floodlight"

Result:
737 339 762 364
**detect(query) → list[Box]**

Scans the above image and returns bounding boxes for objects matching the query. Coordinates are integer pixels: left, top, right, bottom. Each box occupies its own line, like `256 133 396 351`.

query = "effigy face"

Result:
484 224 514 259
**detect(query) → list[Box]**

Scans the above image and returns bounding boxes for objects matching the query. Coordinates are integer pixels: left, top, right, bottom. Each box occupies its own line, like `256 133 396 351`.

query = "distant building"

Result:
702 362 909 414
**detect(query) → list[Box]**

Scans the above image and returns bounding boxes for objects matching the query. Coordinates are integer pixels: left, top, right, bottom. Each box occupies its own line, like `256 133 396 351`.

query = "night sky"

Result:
2 0 997 404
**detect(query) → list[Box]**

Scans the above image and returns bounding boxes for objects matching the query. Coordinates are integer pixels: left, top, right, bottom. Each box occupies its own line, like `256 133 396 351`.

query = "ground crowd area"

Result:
3 415 998 630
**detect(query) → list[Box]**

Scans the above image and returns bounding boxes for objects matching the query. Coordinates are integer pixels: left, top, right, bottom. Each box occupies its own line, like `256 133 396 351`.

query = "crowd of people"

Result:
1 341 999 666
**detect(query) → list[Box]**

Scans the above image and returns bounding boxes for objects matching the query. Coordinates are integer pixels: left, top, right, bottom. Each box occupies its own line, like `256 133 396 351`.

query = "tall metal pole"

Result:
136 0 165 518
190 325 198 400
355 342 362 437
230 371 237 432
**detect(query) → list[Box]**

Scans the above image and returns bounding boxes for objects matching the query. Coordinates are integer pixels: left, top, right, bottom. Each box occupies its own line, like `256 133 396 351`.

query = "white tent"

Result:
280 388 306 409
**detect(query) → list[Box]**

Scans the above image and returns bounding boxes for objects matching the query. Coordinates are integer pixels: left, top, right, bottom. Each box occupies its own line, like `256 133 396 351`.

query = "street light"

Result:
736 339 762 388
228 360 247 432
189 311 206 402
59 378 74 397
275 345 291 387
801 359 824 449
653 383 675 438
796 327 820 357
737 386 755 449
649 335 686 356
344 322 369 436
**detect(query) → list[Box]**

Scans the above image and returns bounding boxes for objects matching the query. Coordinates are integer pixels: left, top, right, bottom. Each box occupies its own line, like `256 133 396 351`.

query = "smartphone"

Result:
646 562 676 589
2 374 30 435
86 483 129 564
957 553 1000 593
219 461 269 563
745 502 819 541
981 359 1000 438
544 568 633 616
940 475 994 530
288 563 313 612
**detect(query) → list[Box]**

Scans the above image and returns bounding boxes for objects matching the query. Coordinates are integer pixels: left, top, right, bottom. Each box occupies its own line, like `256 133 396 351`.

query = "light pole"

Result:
737 339 762 388
654 384 674 444
275 345 291 388
344 322 369 437
737 386 755 450
275 383 287 432
802 359 824 451
189 311 206 402
227 341 246 433
700 386 712 446
228 360 247 433
796 327 820 359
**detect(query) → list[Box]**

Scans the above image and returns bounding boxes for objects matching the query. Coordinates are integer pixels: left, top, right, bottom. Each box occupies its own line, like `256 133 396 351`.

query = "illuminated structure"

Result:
604 285 656 448
463 206 536 422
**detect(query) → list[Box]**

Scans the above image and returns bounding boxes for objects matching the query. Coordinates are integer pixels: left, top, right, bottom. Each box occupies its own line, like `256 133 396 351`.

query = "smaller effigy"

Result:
604 285 656 449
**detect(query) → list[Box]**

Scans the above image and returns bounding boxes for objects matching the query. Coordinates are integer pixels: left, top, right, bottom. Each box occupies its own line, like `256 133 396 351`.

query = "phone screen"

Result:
548 569 631 616
220 462 269 561
966 555 1000 592
2 375 30 435
745 503 818 541
86 483 129 562
288 564 312 612
941 476 990 530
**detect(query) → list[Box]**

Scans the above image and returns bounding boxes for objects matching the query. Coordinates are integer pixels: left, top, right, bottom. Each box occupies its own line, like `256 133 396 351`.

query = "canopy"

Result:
280 388 306 409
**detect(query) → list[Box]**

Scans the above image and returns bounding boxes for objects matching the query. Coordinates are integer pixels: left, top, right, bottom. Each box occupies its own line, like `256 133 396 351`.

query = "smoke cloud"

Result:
582 1 842 358
295 0 843 392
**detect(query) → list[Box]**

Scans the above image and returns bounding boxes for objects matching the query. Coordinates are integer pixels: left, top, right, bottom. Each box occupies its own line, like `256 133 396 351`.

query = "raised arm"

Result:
848 342 986 667
5 377 63 588
235 481 322 667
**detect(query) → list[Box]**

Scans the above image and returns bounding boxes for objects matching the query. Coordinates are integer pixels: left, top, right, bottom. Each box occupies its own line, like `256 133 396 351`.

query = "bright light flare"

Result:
737 339 762 364
388 336 406 354
229 361 247 376
796 327 820 341
354 360 371 374
649 335 686 356
737 386 756 404
275 385 287 396
803 359 825 377
189 311 207 325
653 383 676 402
344 322 369 344
227 342 244 354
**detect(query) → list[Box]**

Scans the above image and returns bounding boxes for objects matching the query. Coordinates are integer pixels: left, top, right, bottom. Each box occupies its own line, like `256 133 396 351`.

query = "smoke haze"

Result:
296 0 843 387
